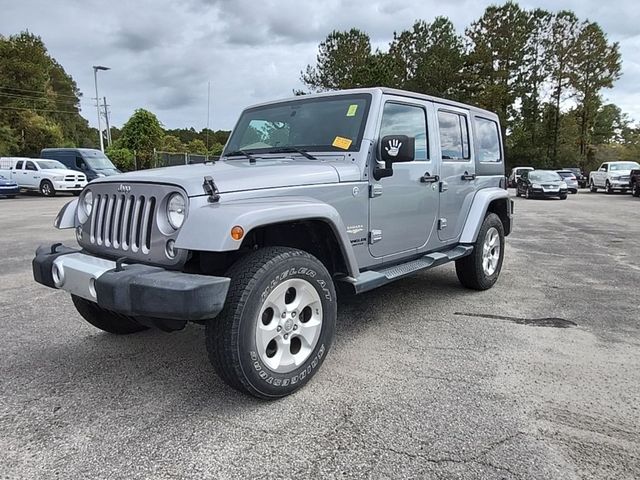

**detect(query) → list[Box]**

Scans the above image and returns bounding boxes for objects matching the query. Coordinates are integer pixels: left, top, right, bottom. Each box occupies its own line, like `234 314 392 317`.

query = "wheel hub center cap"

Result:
283 318 294 333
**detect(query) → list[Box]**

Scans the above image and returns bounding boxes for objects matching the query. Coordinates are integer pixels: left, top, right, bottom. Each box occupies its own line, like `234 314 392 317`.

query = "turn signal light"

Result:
231 226 244 241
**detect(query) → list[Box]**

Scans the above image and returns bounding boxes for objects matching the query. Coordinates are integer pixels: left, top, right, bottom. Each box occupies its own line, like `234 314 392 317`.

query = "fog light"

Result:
76 225 83 242
52 263 64 287
166 239 176 258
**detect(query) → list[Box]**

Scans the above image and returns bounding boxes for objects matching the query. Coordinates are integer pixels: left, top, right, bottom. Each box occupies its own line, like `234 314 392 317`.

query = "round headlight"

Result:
82 190 93 216
167 193 186 230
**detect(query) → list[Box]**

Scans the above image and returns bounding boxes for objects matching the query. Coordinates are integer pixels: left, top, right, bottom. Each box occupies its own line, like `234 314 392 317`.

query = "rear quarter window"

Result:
474 117 501 162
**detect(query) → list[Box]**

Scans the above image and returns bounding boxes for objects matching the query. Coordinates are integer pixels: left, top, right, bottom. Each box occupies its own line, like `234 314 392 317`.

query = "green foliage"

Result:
186 138 207 154
0 31 93 155
0 125 18 155
118 109 164 169
105 145 135 171
161 134 184 153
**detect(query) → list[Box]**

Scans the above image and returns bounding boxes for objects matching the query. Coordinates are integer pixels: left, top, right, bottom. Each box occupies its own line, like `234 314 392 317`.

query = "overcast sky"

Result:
1 0 638 130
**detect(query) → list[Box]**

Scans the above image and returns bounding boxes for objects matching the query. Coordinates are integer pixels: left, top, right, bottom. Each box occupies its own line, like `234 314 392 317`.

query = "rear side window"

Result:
16 160 23 169
474 117 501 162
438 111 470 160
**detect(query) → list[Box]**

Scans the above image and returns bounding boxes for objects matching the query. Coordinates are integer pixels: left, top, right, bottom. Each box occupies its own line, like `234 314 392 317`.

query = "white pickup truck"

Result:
589 161 640 194
1 157 87 196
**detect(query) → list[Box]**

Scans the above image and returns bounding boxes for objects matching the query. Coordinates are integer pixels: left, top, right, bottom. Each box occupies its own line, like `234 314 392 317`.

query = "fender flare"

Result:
459 188 511 243
175 195 360 277
54 199 79 229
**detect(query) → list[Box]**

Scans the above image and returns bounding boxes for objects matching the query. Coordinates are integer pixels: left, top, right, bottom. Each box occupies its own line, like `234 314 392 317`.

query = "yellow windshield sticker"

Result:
346 104 358 117
332 136 352 149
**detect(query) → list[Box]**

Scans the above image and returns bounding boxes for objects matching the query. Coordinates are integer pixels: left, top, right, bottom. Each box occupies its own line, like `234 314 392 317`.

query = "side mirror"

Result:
374 135 415 180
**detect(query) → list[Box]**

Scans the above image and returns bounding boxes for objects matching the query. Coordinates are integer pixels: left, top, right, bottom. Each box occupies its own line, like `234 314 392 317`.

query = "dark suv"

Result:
631 169 640 197
563 167 587 188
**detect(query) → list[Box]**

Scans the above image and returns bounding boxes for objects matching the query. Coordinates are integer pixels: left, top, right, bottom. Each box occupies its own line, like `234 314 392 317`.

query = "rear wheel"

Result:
456 213 505 291
40 180 55 197
71 295 148 334
515 187 521 197
206 247 336 399
589 180 597 193
525 187 531 199
632 183 640 197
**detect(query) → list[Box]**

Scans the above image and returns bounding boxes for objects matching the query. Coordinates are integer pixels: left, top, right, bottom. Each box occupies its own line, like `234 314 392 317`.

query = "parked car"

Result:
630 169 640 197
40 148 121 181
562 167 587 188
0 172 19 198
5 158 87 196
516 169 568 199
508 166 534 187
33 87 513 398
556 170 579 193
589 161 640 193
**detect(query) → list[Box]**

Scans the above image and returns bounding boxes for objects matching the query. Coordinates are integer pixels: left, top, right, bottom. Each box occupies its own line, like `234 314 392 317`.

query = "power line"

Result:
0 91 81 104
0 105 83 115
0 85 80 99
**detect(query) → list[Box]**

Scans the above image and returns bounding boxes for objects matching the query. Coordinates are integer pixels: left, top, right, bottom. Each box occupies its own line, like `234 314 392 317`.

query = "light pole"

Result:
93 65 110 152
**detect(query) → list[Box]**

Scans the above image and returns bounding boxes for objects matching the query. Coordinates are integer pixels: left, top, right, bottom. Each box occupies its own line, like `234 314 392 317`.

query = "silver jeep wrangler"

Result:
33 88 512 398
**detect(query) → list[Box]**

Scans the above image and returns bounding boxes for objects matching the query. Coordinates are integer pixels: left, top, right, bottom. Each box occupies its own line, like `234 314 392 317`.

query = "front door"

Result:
25 161 39 188
369 100 439 258
436 107 476 242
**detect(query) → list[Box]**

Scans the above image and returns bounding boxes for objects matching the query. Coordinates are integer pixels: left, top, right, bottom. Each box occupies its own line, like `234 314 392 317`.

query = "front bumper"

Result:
609 180 629 189
0 185 19 195
33 244 230 321
53 181 86 191
530 188 568 197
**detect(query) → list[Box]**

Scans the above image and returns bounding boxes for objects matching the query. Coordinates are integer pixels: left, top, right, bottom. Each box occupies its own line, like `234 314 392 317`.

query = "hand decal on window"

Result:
385 139 402 157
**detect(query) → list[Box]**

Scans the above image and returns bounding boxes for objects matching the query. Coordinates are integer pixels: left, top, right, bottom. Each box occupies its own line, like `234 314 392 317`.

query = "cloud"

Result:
0 0 638 129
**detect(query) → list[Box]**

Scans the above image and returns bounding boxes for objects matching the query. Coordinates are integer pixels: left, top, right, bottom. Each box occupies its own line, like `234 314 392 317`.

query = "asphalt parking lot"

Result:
1 191 639 479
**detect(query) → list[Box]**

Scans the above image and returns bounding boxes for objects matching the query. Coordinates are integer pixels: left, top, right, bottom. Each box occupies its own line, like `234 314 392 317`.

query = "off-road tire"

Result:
455 213 505 291
40 180 56 197
589 180 598 193
632 183 640 197
206 247 337 399
71 295 148 334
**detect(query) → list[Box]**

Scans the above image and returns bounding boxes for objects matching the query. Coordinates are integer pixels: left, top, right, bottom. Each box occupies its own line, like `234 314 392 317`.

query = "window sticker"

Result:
332 136 353 149
346 104 358 117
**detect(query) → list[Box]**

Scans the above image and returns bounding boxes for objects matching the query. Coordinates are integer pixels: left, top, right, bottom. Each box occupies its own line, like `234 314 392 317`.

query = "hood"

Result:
95 168 121 176
90 158 341 196
610 170 633 176
41 168 81 176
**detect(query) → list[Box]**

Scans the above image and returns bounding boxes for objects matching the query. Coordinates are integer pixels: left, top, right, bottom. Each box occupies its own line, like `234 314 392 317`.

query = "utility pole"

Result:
92 65 110 152
206 81 211 154
103 97 112 147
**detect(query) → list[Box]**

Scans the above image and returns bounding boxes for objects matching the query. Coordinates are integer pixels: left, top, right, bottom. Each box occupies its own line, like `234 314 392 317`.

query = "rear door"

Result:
436 106 476 242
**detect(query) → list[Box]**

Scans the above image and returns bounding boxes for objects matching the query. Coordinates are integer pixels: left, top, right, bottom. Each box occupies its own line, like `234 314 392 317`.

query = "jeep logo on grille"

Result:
117 184 131 193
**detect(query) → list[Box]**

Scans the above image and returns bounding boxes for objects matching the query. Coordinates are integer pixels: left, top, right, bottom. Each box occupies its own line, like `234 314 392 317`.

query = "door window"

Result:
379 103 428 160
75 156 85 169
438 111 470 160
26 161 37 171
15 161 23 169
474 117 501 162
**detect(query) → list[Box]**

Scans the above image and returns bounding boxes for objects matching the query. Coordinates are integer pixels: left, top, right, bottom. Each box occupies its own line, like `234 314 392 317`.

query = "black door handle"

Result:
420 172 439 183
461 171 476 181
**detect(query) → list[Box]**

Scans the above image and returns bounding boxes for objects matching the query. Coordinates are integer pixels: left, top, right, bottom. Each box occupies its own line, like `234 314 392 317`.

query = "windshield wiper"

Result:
264 147 317 160
225 150 257 163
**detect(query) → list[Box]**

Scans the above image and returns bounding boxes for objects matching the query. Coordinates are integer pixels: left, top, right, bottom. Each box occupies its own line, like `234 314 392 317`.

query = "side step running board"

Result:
339 245 473 294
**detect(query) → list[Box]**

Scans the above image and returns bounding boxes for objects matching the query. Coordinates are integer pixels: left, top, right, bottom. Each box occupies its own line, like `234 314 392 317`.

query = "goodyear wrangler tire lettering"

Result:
206 247 336 399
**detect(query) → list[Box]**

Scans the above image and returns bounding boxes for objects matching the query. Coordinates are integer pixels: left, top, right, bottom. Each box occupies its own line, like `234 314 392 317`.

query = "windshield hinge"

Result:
203 176 220 203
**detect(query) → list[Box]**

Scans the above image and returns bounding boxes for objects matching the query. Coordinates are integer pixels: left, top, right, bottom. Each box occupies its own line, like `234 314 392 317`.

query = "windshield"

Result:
37 160 67 170
530 171 562 182
224 94 372 156
557 171 575 178
82 151 117 170
610 162 640 171
516 168 532 175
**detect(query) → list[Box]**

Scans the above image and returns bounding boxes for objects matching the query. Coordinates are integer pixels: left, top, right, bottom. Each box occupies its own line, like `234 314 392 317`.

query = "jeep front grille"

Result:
89 193 157 254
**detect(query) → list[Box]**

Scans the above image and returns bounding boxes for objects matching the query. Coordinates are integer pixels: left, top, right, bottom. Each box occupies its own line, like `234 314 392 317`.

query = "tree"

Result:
570 22 621 159
464 3 532 143
301 29 374 91
389 17 465 98
0 125 18 155
118 109 164 169
15 111 64 156
161 134 184 152
105 146 135 171
186 138 207 154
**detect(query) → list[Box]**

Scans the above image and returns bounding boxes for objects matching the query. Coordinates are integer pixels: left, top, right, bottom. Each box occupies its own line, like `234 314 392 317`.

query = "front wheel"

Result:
40 180 56 197
560 193 567 200
606 181 614 194
455 213 505 291
632 183 640 197
206 247 336 399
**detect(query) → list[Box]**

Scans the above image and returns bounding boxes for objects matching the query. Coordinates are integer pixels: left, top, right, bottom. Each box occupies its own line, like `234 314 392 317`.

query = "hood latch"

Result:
203 176 220 203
